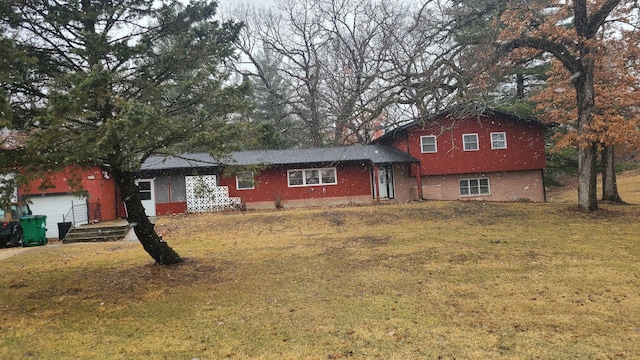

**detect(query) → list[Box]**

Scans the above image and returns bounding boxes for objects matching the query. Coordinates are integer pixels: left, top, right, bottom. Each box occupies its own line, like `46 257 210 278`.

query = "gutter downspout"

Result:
541 169 547 202
415 163 423 200
373 164 381 204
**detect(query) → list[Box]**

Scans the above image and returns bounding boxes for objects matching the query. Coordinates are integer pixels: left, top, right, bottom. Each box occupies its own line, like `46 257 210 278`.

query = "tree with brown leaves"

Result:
489 0 638 211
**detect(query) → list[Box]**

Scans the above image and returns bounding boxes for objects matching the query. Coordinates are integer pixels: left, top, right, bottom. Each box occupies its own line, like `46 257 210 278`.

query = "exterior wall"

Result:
418 169 545 202
156 202 187 215
19 166 118 221
151 171 194 215
237 195 374 210
391 163 420 202
386 114 546 176
220 162 375 209
147 162 377 213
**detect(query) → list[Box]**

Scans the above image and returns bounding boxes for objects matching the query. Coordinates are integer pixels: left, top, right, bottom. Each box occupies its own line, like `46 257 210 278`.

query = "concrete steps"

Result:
63 224 130 243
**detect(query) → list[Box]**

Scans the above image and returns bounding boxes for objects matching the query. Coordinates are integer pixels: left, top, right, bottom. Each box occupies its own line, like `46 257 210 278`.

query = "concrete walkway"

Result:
0 218 157 260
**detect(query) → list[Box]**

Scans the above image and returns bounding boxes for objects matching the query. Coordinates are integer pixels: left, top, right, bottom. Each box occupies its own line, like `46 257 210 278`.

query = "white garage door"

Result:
27 195 88 238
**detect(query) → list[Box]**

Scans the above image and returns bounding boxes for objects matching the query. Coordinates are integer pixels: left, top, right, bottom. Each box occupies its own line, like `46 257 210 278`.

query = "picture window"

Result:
288 168 337 187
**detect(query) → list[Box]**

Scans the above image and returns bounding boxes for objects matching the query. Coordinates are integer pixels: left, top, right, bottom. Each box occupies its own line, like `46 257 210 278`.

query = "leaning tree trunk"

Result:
601 145 624 203
115 169 182 265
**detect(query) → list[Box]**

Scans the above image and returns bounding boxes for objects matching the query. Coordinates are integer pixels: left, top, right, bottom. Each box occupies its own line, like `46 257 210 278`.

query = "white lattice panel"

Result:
185 175 239 212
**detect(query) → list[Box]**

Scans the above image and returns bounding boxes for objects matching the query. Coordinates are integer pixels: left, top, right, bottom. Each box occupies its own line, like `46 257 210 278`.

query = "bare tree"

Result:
318 0 407 144
231 0 329 147
230 0 435 146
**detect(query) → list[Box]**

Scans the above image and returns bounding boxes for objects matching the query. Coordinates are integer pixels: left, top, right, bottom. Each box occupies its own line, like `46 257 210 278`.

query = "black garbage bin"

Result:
58 222 72 240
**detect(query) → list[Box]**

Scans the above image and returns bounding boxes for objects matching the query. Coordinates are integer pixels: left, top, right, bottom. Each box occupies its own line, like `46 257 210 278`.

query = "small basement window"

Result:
459 178 490 196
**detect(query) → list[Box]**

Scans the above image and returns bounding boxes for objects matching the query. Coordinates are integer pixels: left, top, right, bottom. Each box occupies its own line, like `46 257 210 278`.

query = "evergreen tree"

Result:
247 51 302 149
1 1 34 204
12 0 247 264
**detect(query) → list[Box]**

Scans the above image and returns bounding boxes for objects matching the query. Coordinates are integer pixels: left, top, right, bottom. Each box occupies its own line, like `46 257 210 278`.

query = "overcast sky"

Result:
219 0 276 8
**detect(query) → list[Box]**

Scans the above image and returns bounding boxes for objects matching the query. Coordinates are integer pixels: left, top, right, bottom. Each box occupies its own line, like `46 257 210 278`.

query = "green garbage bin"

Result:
20 215 48 247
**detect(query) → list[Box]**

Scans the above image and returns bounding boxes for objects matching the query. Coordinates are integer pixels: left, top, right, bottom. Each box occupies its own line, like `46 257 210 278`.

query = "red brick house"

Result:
373 108 547 202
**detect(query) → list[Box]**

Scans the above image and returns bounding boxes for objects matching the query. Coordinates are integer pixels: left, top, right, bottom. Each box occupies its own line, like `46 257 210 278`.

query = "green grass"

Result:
1 171 640 359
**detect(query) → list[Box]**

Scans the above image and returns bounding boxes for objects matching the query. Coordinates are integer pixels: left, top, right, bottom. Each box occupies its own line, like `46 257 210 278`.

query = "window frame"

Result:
491 132 507 150
420 135 438 153
459 177 490 196
462 133 479 151
287 167 337 187
235 171 255 190
137 180 153 200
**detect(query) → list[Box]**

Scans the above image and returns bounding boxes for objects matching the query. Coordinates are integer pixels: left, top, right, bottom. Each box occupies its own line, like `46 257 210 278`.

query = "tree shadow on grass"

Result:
23 258 235 307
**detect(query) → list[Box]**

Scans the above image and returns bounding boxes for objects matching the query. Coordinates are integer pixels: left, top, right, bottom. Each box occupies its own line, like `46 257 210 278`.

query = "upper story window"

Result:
491 132 507 149
236 172 255 190
288 168 337 187
463 133 479 151
420 135 437 153
459 178 490 196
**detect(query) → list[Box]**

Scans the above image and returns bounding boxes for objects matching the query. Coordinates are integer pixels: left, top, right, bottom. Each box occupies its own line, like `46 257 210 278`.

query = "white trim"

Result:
462 133 479 151
373 165 395 199
420 135 438 153
287 167 337 187
235 172 255 190
491 132 507 149
459 177 490 196
135 178 156 216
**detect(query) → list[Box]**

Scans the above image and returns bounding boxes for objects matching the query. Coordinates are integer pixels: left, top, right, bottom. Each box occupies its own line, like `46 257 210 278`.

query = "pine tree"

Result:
12 0 247 264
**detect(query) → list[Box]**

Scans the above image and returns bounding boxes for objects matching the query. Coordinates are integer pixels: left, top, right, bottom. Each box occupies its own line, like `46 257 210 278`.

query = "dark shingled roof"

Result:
141 144 418 171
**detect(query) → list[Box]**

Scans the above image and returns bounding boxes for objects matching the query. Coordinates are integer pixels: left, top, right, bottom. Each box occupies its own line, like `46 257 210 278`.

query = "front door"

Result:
375 166 395 199
135 179 156 216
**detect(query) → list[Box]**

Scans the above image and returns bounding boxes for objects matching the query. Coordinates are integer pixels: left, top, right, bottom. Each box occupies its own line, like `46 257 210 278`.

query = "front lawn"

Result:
1 171 639 359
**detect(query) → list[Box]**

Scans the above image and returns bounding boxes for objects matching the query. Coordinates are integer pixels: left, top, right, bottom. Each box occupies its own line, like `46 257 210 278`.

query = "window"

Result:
305 170 320 184
13 204 30 217
288 168 337 187
137 181 152 200
288 170 304 186
491 132 507 149
420 135 437 153
459 178 490 196
236 172 255 190
463 134 479 151
320 168 336 184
